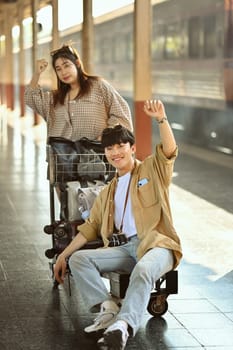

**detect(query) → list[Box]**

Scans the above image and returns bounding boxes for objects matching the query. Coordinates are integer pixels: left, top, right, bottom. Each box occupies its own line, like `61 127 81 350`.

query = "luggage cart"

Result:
43 138 115 287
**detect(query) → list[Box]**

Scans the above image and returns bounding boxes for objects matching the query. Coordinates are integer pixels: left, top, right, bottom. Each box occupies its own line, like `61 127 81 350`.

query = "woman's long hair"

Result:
51 45 100 106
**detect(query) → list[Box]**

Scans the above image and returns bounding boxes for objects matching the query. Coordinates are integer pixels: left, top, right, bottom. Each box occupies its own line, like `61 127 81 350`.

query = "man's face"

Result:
104 142 136 175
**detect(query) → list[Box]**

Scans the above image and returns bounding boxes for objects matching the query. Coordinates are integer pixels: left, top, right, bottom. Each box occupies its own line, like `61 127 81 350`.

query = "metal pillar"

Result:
51 0 59 89
82 0 94 73
134 0 152 159
51 0 59 50
4 4 14 110
31 0 40 125
18 1 25 117
0 18 5 105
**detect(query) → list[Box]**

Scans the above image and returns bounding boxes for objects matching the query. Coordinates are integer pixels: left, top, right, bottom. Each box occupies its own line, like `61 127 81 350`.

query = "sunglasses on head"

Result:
50 45 77 57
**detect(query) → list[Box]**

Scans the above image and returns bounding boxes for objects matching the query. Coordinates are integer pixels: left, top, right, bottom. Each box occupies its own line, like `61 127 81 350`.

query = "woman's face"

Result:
54 57 78 85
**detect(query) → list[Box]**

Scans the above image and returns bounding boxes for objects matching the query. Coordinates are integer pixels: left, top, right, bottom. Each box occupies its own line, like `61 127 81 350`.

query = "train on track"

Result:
23 0 233 156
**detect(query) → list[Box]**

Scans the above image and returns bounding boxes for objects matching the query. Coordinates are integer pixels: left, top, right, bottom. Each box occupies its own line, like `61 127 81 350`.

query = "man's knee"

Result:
69 249 90 271
130 261 151 282
131 248 173 283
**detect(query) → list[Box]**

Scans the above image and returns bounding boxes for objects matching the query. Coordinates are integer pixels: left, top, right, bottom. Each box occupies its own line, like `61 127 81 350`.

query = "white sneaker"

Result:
97 321 129 350
84 300 120 334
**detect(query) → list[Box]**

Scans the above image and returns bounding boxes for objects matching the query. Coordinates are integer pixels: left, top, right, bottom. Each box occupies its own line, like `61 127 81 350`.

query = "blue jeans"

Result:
69 237 174 335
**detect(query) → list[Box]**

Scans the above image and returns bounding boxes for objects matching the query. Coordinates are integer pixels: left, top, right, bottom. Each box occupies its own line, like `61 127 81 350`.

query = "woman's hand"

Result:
53 253 67 284
143 99 167 123
36 59 48 74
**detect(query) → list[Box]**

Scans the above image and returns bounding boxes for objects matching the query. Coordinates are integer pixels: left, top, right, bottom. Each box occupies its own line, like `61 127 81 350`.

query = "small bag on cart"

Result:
60 180 105 222
77 184 105 219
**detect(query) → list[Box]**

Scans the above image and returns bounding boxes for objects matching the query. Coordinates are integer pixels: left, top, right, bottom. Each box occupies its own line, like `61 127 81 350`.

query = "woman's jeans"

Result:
69 236 174 335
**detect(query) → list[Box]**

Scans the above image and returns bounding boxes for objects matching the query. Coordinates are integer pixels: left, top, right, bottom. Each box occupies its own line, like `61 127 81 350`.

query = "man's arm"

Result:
144 100 176 158
53 232 88 284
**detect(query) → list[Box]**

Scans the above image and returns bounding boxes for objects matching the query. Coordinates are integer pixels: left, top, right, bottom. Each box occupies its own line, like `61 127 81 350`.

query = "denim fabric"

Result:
69 236 173 334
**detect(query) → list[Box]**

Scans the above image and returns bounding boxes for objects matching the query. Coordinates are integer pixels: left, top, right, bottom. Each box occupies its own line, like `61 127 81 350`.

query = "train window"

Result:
164 22 186 59
203 15 216 58
188 17 201 58
112 37 117 63
112 36 125 63
94 37 111 64
125 33 133 62
152 23 165 60
101 38 112 64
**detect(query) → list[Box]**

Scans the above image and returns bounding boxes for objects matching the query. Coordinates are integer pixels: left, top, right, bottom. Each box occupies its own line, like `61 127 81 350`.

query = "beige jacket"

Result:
78 144 182 269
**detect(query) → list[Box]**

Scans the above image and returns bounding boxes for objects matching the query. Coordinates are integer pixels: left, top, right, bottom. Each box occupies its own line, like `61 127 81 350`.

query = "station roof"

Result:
0 0 50 23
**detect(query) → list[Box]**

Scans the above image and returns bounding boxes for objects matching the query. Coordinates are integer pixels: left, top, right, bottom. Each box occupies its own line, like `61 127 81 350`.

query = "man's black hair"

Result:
101 125 135 148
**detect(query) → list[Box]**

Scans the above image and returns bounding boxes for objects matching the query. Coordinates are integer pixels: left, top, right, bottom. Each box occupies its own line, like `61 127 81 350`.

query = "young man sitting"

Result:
54 99 182 350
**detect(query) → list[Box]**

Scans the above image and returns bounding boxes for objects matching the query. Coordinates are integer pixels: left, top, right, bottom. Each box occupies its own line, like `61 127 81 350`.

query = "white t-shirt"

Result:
114 172 137 238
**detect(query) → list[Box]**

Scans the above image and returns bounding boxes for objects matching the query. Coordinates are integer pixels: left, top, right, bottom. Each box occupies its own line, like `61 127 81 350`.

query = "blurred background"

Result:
0 0 233 157
0 2 233 349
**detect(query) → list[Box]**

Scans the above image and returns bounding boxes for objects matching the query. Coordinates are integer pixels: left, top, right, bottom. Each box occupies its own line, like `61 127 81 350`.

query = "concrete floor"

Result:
0 111 233 350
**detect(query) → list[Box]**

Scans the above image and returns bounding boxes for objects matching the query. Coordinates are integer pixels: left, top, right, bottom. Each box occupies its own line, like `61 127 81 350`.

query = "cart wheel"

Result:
54 225 67 238
147 293 168 317
45 248 56 259
43 224 54 235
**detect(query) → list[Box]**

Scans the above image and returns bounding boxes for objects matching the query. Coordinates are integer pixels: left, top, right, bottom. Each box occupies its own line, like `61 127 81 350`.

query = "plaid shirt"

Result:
25 79 133 141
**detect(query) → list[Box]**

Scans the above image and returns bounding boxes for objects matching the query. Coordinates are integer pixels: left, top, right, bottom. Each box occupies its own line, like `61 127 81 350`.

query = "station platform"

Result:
0 108 233 350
